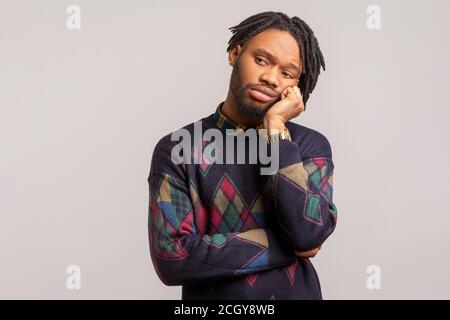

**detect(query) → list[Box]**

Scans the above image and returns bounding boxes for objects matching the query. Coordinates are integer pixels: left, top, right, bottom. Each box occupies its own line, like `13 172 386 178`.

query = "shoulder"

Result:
148 122 192 180
153 122 195 155
285 121 333 159
149 115 212 180
152 114 213 158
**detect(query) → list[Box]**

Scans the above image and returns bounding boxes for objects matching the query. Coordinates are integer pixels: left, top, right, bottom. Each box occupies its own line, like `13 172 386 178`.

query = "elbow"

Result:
282 220 337 252
150 256 186 287
149 241 185 286
157 269 183 287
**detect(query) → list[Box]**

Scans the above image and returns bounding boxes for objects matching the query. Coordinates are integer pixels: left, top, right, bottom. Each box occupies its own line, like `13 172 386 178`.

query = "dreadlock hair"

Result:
226 11 325 108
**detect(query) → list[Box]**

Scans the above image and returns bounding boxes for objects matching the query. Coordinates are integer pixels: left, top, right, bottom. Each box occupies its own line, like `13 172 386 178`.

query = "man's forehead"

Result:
245 29 300 63
244 29 301 67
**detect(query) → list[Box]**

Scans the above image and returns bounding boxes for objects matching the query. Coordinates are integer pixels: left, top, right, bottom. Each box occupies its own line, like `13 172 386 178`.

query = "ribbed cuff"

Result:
278 139 302 169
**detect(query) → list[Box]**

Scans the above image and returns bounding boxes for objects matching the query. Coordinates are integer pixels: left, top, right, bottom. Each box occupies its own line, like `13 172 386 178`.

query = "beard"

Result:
229 58 281 119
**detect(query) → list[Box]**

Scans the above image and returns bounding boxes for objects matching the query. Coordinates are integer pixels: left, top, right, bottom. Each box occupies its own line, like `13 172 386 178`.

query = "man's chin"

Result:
237 100 271 118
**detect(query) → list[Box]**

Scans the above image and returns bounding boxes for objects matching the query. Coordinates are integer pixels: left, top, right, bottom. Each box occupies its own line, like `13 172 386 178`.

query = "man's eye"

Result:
282 72 293 79
255 57 267 65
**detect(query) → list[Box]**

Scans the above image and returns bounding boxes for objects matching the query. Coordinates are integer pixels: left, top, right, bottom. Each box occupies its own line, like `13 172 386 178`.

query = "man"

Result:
147 11 337 300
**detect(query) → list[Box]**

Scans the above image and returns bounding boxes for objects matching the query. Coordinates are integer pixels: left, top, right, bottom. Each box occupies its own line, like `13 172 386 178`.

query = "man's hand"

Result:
263 86 305 132
295 246 322 258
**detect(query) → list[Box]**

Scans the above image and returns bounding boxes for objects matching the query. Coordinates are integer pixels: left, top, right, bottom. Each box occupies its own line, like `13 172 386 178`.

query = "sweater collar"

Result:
213 102 264 134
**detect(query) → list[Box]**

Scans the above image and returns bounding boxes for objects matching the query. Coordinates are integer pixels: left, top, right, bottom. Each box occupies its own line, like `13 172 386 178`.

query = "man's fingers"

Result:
293 86 301 100
281 87 290 99
294 246 322 258
286 87 294 98
293 86 304 109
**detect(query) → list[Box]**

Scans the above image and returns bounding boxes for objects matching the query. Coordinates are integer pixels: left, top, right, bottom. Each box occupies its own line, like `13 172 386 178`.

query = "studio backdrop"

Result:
1 0 449 299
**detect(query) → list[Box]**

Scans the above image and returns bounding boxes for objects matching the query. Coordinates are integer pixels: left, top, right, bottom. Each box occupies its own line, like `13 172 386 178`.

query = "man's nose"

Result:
260 68 279 88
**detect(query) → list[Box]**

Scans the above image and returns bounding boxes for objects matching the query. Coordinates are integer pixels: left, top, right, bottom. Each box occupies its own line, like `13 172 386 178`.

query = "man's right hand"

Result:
295 246 321 258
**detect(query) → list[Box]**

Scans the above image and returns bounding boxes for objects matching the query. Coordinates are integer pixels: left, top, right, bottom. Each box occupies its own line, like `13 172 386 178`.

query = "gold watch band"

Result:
266 127 291 144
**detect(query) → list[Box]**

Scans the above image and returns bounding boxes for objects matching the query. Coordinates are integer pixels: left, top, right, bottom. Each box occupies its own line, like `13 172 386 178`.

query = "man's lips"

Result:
249 87 276 102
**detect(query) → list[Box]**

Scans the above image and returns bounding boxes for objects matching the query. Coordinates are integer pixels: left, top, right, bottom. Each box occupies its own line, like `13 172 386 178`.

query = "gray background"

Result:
1 0 449 299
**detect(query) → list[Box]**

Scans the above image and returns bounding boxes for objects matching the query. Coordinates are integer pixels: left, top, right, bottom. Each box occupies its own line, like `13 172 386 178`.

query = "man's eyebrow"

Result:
254 47 300 72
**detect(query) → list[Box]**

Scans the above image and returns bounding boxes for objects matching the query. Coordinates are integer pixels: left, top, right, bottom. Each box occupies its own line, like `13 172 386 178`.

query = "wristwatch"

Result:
266 127 292 144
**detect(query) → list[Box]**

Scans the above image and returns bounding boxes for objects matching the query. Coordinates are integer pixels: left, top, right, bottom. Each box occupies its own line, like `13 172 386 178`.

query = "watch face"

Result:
280 129 291 140
263 128 291 143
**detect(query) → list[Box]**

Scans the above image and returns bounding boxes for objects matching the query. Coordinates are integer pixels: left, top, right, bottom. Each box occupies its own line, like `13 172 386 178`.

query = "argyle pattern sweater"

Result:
147 102 338 300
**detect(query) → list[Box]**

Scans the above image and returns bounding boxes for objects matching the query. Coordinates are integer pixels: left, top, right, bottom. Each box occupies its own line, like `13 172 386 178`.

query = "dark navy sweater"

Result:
147 102 338 300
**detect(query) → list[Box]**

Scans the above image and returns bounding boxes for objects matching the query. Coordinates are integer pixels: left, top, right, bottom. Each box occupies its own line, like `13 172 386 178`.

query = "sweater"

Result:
147 101 338 300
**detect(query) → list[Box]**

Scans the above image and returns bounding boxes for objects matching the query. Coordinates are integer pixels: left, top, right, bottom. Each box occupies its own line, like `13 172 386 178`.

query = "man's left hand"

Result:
263 86 305 131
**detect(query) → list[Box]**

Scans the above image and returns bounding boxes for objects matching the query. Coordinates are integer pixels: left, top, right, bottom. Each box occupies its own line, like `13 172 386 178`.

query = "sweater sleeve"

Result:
148 172 296 286
270 133 338 252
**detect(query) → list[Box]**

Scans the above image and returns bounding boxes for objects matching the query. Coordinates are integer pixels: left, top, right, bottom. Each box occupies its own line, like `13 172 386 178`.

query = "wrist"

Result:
263 116 286 134
262 121 291 144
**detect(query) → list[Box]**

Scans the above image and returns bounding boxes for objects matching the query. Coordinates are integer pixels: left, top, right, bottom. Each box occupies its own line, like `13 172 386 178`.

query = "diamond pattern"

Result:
278 157 337 224
210 173 259 234
246 273 258 287
303 157 334 204
151 173 195 260
283 260 298 286
150 196 188 260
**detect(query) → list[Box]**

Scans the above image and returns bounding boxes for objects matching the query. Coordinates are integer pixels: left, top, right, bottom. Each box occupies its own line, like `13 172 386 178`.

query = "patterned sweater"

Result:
147 102 338 300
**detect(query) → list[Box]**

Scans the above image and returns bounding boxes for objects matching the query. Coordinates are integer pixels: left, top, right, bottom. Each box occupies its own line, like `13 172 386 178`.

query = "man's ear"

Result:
228 44 242 67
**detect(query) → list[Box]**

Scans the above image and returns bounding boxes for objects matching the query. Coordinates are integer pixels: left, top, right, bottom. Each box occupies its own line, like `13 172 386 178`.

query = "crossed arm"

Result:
148 144 336 286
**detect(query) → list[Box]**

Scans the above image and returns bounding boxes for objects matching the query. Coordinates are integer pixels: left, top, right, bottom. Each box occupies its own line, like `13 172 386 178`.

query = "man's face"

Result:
229 28 302 118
